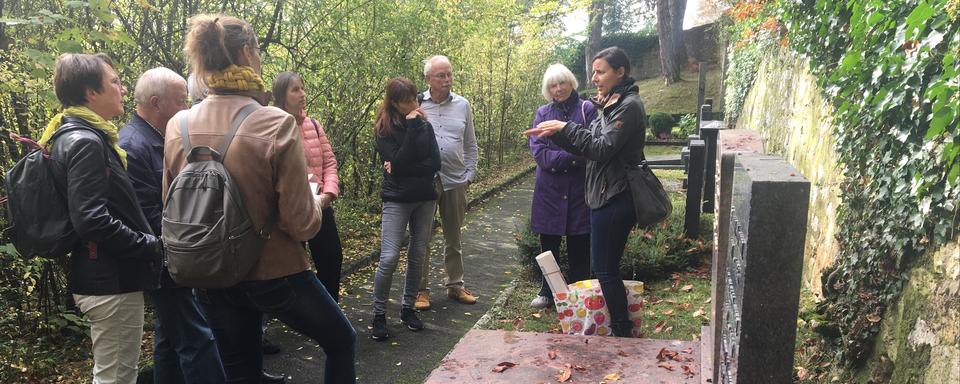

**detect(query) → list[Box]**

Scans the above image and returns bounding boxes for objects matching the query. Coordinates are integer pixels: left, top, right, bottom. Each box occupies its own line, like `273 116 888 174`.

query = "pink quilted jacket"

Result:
298 110 340 198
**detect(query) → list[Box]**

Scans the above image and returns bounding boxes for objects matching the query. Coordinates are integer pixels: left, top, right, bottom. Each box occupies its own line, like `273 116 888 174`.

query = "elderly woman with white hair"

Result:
527 63 596 308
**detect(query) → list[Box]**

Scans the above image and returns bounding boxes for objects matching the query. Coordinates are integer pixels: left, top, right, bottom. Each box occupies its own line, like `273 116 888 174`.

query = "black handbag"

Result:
622 158 672 228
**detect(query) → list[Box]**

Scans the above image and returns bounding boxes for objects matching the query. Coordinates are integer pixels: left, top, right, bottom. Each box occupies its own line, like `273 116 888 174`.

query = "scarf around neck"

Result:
39 106 127 168
206 65 271 105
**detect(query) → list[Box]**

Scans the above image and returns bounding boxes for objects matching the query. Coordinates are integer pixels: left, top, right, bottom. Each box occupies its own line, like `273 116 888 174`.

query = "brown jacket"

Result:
162 94 322 281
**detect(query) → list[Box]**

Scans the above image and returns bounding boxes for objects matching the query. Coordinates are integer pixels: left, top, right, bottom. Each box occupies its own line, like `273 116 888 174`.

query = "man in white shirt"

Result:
415 55 480 309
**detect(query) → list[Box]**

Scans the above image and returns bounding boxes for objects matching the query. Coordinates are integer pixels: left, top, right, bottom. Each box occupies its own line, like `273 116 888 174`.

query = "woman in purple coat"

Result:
528 63 597 308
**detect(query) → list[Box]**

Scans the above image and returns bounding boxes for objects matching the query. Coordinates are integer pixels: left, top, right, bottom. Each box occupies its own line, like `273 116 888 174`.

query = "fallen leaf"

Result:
704 297 712 303
548 351 557 360
492 361 516 373
557 364 572 382
464 312 473 316
649 299 663 305
573 365 587 372
617 350 629 357
681 348 694 354
665 326 674 333
796 366 809 380
661 309 674 316
681 284 694 292
532 313 542 319
693 307 705 317
602 372 622 381
657 362 674 371
654 320 666 333
866 314 881 323
681 365 695 378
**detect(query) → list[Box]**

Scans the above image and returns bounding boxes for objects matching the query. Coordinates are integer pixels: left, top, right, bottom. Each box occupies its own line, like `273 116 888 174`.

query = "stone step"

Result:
426 329 701 383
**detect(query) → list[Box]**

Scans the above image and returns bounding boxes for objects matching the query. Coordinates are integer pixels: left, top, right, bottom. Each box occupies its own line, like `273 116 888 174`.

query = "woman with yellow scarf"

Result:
162 15 357 383
43 52 164 384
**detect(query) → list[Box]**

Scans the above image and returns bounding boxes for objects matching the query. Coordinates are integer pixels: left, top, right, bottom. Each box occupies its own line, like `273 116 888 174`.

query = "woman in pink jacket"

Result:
273 71 344 302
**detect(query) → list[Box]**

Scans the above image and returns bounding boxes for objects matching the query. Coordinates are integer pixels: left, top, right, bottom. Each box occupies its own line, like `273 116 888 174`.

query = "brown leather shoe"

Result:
415 291 432 310
447 287 478 304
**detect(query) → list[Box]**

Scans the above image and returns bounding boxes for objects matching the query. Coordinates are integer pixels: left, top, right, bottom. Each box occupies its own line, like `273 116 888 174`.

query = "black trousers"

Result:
308 207 344 302
537 233 591 297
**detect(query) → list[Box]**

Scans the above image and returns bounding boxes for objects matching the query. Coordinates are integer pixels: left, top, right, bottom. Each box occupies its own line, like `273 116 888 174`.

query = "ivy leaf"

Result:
926 107 955 139
905 3 934 30
921 31 945 50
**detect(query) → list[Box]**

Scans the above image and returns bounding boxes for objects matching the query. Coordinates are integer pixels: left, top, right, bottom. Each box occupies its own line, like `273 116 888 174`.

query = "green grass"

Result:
645 145 683 158
635 68 724 115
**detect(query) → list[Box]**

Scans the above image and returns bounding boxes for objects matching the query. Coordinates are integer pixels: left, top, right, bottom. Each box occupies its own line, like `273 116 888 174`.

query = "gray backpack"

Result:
162 102 270 288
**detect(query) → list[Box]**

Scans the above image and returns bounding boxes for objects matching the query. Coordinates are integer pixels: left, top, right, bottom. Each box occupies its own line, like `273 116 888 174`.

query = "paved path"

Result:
264 176 534 383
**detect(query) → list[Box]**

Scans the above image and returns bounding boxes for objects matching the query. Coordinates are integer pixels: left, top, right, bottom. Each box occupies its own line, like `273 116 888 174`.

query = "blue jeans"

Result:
198 271 357 384
147 288 225 384
590 192 636 334
374 200 434 315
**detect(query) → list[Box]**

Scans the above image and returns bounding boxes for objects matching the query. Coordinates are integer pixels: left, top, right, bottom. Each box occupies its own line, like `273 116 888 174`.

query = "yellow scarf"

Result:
206 65 265 92
39 106 127 168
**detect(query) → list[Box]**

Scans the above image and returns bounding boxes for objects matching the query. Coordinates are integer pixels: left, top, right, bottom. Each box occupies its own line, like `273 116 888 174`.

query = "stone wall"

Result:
734 47 841 295
736 47 960 382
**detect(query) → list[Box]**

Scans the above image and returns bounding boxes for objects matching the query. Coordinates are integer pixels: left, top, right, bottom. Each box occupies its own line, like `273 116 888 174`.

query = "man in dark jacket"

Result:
42 53 163 384
119 67 227 384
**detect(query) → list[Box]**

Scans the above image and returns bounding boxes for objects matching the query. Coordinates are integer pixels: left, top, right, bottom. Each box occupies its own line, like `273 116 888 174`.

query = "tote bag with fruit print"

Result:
553 279 644 337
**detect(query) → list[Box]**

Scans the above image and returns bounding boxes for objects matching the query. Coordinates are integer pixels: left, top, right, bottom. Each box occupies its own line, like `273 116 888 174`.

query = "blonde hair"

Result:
183 14 257 81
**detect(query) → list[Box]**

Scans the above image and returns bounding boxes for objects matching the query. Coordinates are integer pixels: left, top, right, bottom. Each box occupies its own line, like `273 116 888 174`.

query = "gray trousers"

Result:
419 185 467 291
373 200 436 315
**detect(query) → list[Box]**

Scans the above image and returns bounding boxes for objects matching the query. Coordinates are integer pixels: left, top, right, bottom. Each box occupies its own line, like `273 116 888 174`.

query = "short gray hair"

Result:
134 67 186 106
423 55 451 77
187 73 209 104
541 63 579 102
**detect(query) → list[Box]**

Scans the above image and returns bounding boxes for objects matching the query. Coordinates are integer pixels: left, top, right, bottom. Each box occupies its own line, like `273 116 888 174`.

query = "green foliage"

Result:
721 1 782 123
674 113 697 137
775 0 960 367
649 112 675 136
621 194 710 280
563 32 660 84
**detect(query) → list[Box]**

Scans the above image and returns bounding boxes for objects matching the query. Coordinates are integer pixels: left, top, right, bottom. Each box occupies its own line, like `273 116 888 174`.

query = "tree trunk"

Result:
657 0 680 84
671 0 687 71
586 0 605 85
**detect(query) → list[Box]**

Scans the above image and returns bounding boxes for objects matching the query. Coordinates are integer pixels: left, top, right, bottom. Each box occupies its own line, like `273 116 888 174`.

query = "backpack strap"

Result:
179 112 193 160
219 102 261 160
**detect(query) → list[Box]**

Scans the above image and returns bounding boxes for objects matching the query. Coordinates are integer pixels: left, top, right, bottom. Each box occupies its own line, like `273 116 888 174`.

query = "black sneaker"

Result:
400 308 424 331
371 314 389 341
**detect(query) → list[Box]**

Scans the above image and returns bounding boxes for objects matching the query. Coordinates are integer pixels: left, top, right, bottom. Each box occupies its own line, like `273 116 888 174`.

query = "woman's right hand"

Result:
405 107 424 120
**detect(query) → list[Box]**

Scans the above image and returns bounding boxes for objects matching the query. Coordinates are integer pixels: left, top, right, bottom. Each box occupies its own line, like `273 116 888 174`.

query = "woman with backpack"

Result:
271 71 344 302
34 52 164 384
162 14 356 383
523 47 649 338
370 77 441 341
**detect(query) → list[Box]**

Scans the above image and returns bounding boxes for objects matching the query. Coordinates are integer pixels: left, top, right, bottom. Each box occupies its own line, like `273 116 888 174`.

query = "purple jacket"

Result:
529 92 596 235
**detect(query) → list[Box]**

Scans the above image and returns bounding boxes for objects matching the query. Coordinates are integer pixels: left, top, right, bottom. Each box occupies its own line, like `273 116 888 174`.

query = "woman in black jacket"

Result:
524 47 647 337
40 53 163 383
370 77 441 341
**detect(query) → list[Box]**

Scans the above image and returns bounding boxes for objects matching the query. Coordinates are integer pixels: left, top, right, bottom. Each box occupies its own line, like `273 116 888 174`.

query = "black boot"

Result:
400 308 424 331
371 314 389 341
610 321 634 338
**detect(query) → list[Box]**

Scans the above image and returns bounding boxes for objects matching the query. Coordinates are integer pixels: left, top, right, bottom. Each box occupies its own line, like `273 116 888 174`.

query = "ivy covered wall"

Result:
737 44 960 383
735 47 842 296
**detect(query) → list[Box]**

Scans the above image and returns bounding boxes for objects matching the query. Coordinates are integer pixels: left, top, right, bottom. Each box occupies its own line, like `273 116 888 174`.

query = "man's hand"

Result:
384 161 392 174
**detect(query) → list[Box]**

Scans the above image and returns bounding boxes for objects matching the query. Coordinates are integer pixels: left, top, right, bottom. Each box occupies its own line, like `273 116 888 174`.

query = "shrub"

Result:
676 113 697 137
649 112 675 138
514 219 567 283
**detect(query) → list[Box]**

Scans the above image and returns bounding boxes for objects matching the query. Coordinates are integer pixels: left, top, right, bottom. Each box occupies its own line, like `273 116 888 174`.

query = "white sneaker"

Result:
529 295 553 309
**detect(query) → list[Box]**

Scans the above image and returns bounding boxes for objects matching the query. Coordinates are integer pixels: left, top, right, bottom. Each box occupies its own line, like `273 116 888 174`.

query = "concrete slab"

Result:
426 330 700 383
